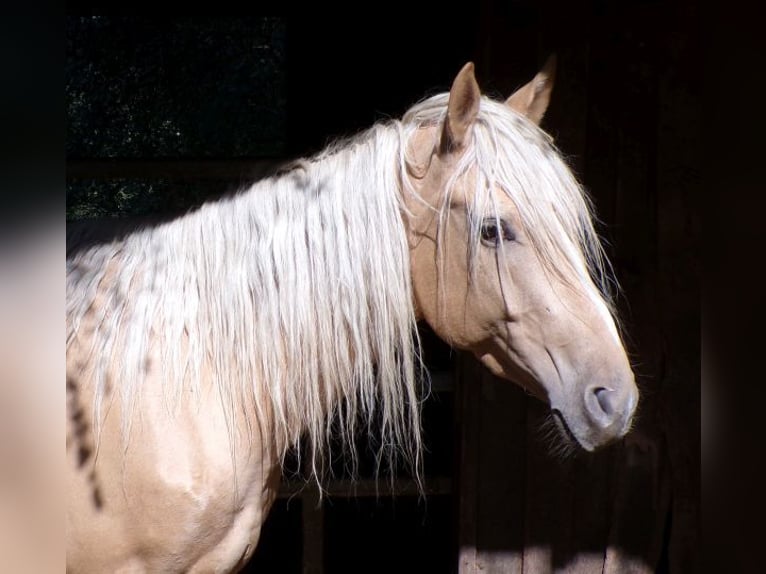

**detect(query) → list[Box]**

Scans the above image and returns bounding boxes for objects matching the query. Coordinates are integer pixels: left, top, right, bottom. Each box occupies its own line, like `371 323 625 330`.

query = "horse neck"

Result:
180 128 421 461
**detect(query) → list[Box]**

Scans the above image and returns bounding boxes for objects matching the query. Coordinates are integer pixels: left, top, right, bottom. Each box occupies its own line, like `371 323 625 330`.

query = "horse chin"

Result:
550 406 629 452
551 409 594 452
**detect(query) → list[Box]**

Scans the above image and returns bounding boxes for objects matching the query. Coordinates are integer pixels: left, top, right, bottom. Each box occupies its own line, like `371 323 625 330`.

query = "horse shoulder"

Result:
67 344 280 572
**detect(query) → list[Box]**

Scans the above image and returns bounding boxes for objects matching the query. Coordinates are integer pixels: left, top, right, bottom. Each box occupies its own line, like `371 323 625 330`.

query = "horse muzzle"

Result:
553 381 639 451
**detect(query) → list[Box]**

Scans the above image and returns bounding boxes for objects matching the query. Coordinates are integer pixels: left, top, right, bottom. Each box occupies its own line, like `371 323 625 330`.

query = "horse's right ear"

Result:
441 62 480 154
506 54 557 125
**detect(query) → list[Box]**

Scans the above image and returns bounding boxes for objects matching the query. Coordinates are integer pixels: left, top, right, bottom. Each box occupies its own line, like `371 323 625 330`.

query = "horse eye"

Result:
480 219 515 246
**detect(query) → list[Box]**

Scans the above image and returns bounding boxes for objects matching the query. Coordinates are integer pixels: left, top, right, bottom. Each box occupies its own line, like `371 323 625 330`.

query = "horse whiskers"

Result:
536 411 580 462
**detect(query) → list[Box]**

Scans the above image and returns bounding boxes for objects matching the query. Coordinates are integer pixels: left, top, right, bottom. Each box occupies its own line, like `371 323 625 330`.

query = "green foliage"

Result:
66 16 287 159
66 179 233 221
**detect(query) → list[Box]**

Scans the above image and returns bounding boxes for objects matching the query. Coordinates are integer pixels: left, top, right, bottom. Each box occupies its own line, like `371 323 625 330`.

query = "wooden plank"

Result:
301 486 324 574
562 449 613 574
475 0 541 97
277 476 452 499
654 1 700 572
521 397 576 574
538 0 591 174
474 364 527 573
603 436 671 574
457 354 482 574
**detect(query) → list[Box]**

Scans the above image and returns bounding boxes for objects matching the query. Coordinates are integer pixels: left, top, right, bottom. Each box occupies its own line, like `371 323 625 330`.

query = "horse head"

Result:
403 60 638 451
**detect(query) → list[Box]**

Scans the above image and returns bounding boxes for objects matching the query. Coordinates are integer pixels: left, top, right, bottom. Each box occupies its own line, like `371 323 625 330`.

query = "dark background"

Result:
66 6 699 573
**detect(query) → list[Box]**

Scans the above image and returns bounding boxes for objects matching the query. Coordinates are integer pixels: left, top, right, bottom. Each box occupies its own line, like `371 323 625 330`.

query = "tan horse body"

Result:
68 324 279 571
67 61 638 572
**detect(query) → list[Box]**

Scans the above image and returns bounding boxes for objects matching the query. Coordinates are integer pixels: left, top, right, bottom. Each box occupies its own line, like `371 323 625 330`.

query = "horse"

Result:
66 58 638 572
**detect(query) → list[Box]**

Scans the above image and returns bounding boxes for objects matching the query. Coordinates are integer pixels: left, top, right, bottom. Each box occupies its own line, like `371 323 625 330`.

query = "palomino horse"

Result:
67 59 638 572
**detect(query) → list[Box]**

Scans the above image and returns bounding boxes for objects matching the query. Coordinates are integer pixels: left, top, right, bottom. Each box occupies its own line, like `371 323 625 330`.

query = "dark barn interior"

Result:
66 7 699 573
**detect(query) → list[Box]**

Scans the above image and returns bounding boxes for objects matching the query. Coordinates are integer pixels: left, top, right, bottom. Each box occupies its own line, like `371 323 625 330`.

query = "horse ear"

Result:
441 62 481 153
506 54 557 125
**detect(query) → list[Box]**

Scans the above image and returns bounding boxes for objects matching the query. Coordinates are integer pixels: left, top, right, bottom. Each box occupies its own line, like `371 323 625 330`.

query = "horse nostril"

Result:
593 387 615 417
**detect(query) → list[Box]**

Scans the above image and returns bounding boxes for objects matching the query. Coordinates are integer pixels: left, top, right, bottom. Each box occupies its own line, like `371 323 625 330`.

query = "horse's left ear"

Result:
506 54 557 125
441 62 481 153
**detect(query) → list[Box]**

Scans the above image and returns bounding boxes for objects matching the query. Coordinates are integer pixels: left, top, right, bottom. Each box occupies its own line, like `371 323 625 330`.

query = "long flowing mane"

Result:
66 91 616 487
